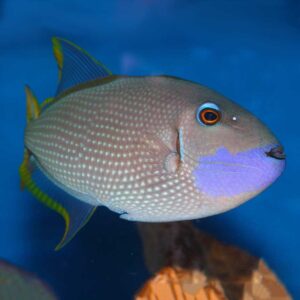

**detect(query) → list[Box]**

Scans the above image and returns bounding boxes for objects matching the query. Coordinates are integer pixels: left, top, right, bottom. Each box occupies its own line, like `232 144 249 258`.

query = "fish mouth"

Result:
265 145 286 160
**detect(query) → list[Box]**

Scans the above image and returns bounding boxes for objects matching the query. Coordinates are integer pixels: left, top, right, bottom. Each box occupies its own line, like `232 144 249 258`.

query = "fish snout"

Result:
266 145 286 160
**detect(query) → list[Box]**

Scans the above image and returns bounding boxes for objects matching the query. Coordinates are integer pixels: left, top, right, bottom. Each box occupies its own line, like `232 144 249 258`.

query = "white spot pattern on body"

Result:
25 77 206 221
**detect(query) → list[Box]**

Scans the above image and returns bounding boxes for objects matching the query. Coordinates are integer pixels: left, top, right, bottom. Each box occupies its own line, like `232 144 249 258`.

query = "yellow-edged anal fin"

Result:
55 205 97 251
19 150 96 250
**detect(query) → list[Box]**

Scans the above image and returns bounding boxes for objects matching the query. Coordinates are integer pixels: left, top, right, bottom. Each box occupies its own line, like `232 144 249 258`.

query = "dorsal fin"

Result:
52 37 112 96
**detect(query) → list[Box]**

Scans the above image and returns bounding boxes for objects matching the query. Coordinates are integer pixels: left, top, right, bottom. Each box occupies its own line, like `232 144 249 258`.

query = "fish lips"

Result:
265 145 286 160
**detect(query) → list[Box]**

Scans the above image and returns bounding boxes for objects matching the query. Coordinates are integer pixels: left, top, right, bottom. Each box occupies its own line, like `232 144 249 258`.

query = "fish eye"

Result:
196 102 221 126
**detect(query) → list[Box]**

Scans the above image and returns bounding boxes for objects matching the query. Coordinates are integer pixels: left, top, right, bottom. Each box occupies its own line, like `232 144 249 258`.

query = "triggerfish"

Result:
19 38 286 249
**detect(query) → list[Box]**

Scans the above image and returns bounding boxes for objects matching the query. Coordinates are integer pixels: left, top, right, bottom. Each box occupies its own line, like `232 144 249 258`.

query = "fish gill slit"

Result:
176 127 184 163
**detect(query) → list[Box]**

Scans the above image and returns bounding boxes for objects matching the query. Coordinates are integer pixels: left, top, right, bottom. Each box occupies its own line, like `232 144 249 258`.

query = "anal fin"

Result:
19 150 96 250
56 199 96 250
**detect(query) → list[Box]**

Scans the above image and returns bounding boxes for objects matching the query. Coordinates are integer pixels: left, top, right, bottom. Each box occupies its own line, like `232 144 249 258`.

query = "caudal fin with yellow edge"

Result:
20 86 96 250
25 85 40 123
19 151 71 250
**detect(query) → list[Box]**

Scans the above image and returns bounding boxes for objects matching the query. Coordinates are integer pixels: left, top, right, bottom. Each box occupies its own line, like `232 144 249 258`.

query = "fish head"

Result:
178 87 286 216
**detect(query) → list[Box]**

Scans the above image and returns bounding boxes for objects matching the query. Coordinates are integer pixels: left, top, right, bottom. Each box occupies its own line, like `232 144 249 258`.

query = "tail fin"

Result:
20 86 68 250
20 85 95 250
19 150 71 250
20 85 40 188
25 85 40 123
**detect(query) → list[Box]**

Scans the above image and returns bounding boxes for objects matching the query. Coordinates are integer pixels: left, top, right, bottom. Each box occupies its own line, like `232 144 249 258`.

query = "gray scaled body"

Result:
21 38 286 249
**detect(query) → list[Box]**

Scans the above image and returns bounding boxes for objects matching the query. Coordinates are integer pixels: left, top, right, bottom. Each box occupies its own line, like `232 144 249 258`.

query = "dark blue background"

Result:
0 0 299 299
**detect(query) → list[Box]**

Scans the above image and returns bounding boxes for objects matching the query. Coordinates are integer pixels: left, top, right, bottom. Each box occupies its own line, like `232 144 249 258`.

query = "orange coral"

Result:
135 262 291 300
136 267 227 300
136 222 291 300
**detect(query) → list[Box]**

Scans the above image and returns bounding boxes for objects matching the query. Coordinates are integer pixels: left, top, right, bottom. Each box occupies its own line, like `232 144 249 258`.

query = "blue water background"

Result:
0 0 299 299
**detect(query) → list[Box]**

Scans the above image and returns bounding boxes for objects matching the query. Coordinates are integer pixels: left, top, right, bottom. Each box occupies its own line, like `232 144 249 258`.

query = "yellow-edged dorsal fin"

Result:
52 38 64 79
51 37 112 96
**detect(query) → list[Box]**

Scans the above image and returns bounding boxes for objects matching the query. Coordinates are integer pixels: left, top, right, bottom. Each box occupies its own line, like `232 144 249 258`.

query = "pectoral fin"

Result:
142 128 184 174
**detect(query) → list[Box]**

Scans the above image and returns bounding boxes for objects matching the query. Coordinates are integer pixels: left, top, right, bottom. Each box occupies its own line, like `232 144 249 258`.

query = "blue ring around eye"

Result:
196 102 221 126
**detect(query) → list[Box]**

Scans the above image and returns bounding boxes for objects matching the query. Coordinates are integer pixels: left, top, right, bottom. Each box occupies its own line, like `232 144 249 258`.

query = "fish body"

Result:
20 38 285 248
